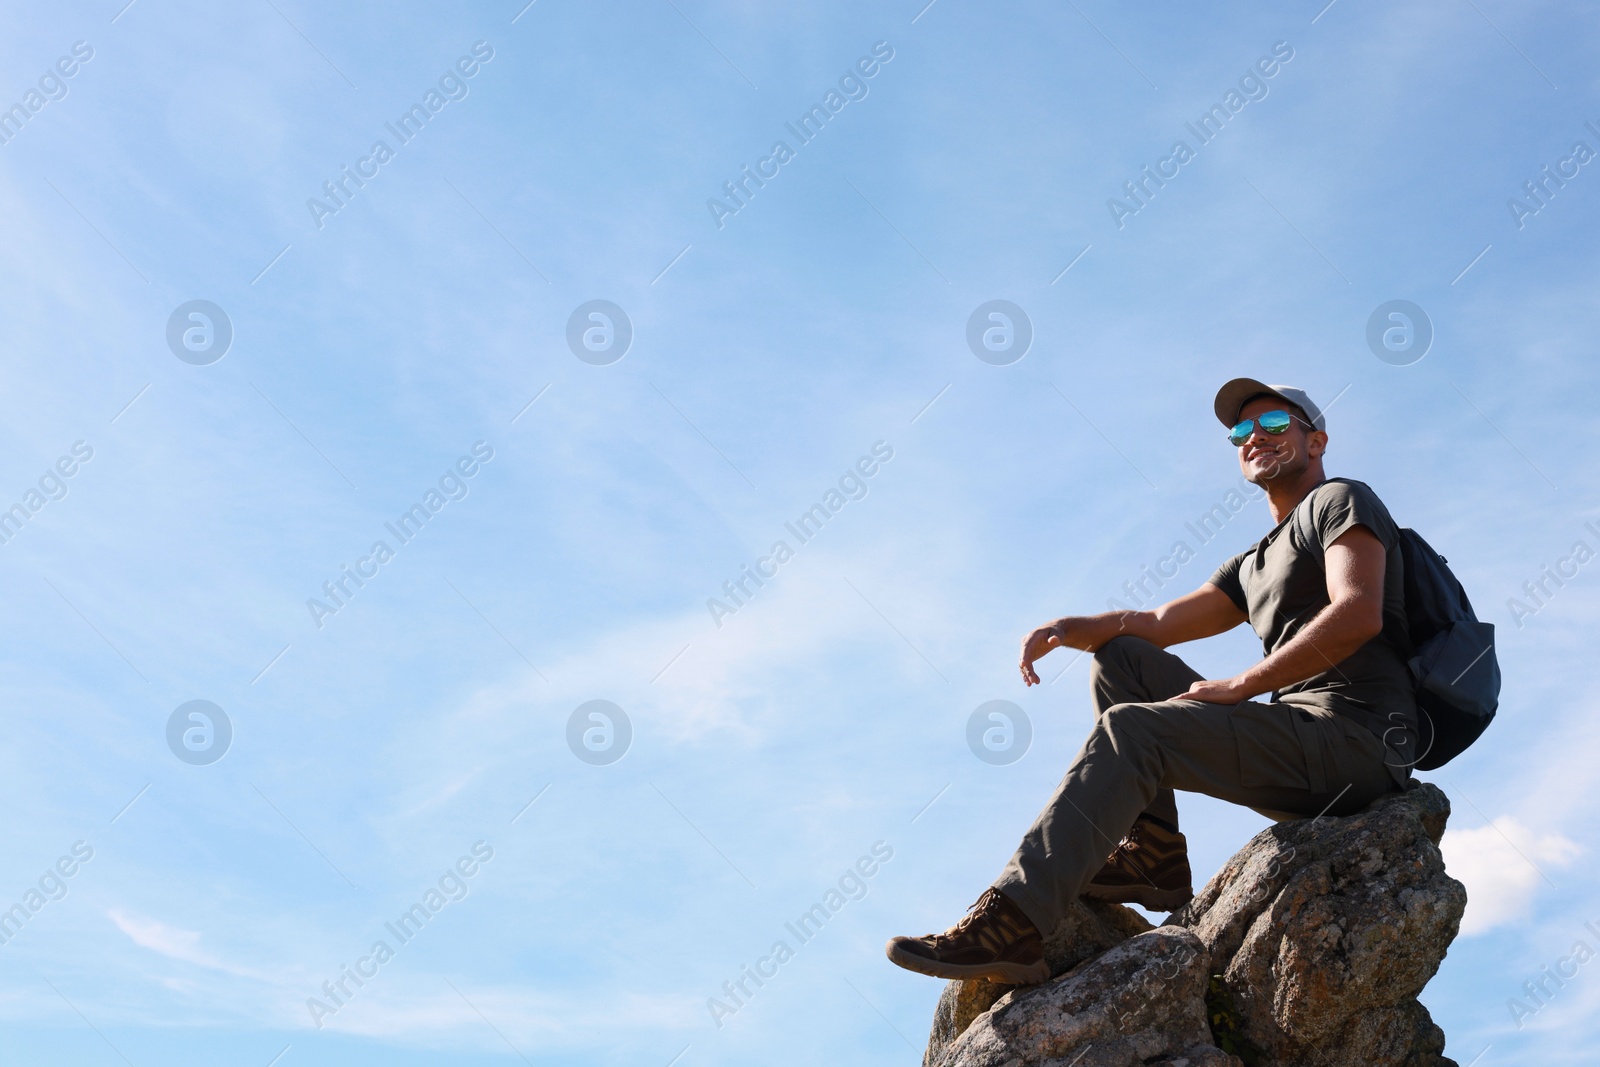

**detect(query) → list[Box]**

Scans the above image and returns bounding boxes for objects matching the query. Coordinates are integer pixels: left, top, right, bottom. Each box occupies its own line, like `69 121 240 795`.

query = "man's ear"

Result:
1307 430 1328 457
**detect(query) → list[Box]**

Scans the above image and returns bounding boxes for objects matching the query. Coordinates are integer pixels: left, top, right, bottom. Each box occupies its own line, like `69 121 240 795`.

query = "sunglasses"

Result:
1227 409 1303 446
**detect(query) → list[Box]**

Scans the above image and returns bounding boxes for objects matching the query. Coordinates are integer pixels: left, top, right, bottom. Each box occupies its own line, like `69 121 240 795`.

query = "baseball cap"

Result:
1213 378 1325 432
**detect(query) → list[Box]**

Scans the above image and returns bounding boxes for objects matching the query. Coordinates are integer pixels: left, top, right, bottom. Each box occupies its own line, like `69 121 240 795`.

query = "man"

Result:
886 379 1418 985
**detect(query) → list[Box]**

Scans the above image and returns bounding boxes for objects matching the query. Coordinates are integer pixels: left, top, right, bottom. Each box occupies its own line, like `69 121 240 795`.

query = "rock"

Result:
924 899 1154 1065
929 927 1239 1067
1176 781 1465 1067
922 782 1466 1067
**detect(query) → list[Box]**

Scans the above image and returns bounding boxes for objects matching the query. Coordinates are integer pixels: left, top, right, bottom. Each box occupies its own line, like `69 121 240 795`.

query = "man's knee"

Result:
1091 635 1157 680
1094 635 1153 660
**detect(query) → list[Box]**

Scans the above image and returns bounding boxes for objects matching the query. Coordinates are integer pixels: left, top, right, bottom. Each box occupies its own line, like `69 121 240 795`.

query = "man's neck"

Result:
1264 464 1327 524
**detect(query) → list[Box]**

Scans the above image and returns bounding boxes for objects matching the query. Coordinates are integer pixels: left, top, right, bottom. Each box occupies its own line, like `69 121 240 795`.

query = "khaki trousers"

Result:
992 636 1402 934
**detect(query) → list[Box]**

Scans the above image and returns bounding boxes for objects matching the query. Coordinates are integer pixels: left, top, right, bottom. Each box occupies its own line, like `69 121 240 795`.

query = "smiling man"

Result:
886 378 1418 985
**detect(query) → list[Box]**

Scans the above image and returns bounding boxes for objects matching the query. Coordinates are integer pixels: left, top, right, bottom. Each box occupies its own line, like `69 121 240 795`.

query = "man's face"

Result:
1234 395 1324 485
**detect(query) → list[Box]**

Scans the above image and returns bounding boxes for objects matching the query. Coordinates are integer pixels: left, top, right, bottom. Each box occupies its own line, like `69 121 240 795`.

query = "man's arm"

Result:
1019 583 1247 686
1176 525 1387 704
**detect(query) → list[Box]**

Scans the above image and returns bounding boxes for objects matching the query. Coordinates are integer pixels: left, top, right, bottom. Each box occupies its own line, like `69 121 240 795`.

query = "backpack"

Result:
1289 478 1500 770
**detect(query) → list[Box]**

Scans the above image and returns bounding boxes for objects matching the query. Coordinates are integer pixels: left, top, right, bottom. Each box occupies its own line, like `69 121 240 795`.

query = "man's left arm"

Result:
1177 525 1387 704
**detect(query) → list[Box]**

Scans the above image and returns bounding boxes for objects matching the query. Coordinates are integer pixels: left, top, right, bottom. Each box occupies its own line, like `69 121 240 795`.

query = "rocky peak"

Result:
924 781 1466 1067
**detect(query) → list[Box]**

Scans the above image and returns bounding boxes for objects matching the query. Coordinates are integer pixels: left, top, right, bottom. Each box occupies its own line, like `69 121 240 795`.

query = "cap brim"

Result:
1213 377 1283 428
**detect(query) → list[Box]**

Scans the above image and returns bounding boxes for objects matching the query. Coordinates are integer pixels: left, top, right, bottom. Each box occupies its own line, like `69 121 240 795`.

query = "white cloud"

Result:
105 910 280 983
1440 817 1583 935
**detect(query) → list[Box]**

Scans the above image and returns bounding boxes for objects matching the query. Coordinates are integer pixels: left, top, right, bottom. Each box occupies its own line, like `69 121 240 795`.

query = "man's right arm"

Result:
1019 584 1248 686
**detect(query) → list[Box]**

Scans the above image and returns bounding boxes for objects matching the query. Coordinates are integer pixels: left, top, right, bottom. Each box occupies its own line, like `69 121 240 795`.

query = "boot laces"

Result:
1105 823 1145 864
951 888 1005 934
938 889 1017 953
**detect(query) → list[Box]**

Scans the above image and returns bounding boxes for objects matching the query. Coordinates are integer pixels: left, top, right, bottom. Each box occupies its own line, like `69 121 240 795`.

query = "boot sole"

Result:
884 939 1050 985
1082 884 1193 911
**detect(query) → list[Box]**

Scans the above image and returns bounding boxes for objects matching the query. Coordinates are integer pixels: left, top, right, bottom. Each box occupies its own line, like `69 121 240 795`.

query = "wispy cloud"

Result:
105 910 283 983
1440 819 1582 935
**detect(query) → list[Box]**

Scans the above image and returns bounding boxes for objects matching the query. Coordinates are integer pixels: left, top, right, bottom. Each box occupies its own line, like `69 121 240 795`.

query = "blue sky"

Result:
0 0 1597 1063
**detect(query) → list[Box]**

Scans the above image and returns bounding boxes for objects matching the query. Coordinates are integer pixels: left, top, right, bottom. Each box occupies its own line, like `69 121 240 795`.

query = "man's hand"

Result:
1174 676 1259 705
1013 589 1247 689
1019 623 1065 686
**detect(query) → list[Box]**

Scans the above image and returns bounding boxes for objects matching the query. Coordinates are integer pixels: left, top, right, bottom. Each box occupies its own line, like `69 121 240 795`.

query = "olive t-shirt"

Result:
1207 478 1416 786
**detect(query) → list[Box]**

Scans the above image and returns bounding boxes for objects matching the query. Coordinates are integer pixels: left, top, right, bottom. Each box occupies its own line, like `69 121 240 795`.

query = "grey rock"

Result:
931 927 1238 1067
923 782 1466 1067
1179 781 1465 1067
924 899 1154 1066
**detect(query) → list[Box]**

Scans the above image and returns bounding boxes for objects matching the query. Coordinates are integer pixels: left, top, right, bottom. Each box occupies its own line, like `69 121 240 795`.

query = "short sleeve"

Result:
1308 480 1398 552
1207 550 1249 613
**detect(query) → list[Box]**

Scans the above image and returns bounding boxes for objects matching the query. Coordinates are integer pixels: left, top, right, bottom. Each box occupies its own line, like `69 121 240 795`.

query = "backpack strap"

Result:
1288 477 1413 658
1287 476 1356 558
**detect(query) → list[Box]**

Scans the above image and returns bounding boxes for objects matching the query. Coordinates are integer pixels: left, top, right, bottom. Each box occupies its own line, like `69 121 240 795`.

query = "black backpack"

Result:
1290 478 1500 770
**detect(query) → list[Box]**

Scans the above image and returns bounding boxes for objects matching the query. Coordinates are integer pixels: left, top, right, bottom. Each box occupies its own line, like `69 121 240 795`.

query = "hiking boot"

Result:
1083 814 1194 911
885 887 1049 985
